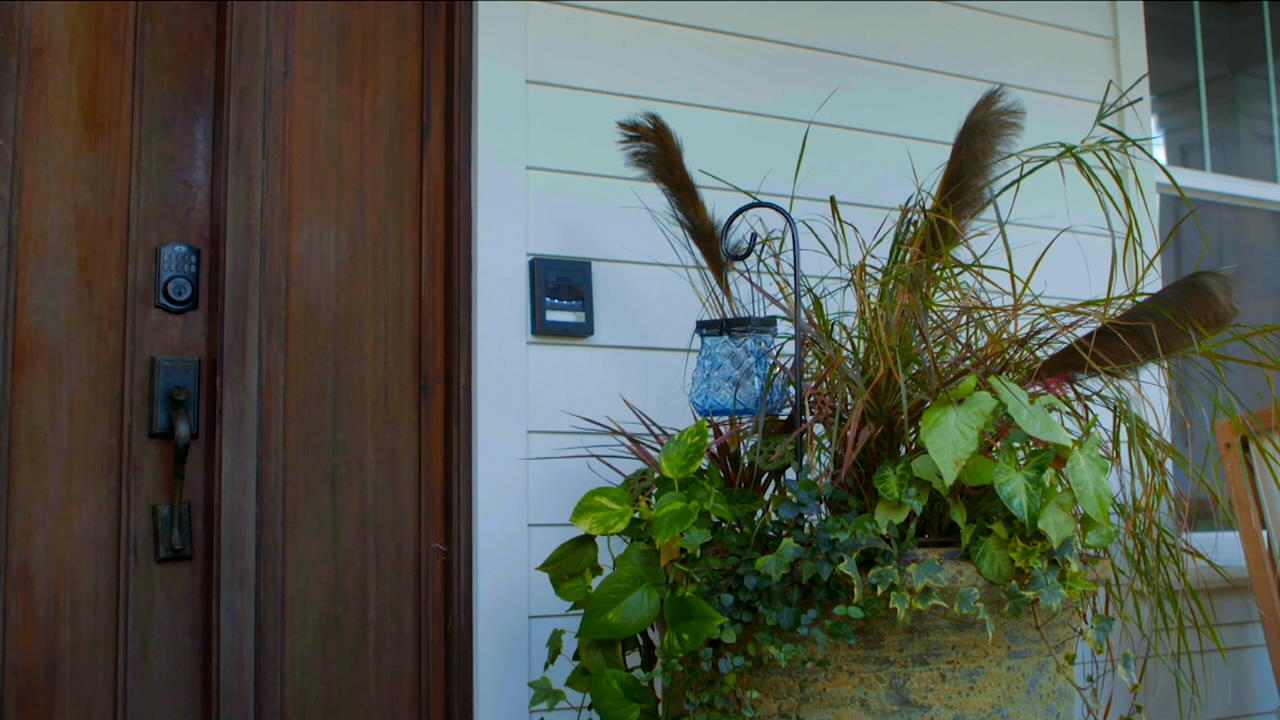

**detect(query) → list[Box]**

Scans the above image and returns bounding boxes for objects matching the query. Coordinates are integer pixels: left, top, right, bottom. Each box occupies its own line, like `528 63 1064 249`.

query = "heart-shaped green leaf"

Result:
578 547 662 639
874 499 911 531
993 457 1047 529
972 531 1014 584
591 668 659 720
1069 436 1112 525
661 594 727 657
571 487 634 536
921 391 998 486
1037 490 1076 548
989 376 1073 446
659 420 710 480
651 491 698 545
874 460 912 502
537 534 600 578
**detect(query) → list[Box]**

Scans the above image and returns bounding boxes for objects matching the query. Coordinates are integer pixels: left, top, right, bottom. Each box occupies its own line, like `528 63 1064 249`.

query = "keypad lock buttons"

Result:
155 242 200 314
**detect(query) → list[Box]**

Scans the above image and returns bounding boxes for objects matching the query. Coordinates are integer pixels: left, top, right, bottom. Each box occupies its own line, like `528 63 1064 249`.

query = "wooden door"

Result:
0 2 473 718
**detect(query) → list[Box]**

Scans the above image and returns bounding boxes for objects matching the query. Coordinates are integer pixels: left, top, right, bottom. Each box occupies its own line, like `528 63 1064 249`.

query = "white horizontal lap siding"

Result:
475 2 1155 718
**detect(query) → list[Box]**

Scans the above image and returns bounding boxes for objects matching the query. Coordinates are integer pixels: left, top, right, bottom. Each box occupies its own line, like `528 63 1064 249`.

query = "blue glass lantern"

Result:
689 316 789 417
687 201 805 428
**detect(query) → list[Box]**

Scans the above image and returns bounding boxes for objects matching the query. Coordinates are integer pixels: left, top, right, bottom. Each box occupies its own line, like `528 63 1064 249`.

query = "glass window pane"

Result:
1146 2 1207 170
1161 195 1280 528
1202 1 1276 181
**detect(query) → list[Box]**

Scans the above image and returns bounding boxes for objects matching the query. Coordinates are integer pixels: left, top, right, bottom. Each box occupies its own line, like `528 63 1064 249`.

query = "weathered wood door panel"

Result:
1 3 217 717
0 2 472 717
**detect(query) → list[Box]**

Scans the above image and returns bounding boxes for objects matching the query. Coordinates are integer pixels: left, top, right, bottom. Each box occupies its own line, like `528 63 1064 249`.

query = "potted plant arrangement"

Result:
528 86 1275 719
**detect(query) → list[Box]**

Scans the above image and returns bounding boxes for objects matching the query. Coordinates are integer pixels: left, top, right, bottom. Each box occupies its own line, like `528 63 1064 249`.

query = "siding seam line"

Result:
544 1 1105 105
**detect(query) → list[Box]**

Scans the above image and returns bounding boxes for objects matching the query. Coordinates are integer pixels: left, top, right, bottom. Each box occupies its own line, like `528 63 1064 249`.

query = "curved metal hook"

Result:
719 201 805 470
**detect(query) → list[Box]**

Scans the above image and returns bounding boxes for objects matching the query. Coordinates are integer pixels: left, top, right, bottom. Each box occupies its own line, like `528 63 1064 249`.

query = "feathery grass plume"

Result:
1035 271 1239 380
919 87 1025 259
617 113 731 305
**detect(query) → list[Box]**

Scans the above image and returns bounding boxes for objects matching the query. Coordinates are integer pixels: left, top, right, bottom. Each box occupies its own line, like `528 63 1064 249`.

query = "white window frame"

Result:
1157 165 1277 581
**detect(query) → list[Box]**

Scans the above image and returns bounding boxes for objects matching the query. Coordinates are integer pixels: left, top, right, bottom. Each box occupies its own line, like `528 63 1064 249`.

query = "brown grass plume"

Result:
920 87 1025 259
617 113 730 303
1035 271 1238 380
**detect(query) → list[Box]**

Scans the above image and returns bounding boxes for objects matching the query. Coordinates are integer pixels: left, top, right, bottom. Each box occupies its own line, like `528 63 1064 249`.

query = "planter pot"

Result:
742 548 1079 720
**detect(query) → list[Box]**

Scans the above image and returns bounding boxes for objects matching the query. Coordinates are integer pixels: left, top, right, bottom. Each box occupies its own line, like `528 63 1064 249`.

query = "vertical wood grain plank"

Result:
2 3 136 717
119 3 218 716
258 3 424 717
0 2 21 703
214 2 268 716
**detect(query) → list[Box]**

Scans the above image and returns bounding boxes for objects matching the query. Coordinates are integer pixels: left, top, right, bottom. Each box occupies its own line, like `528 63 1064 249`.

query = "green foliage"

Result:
920 391 998 486
572 487 635 536
531 83 1280 719
528 676 568 712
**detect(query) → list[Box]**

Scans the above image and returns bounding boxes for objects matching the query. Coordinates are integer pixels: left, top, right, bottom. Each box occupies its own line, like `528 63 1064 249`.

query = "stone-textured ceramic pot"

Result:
742 547 1080 720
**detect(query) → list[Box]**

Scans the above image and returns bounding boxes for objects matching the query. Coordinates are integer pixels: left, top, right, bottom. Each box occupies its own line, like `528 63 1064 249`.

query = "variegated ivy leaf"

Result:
907 558 946 590
867 565 900 593
912 588 948 611
1086 614 1115 653
1027 568 1067 610
889 591 911 620
528 676 568 712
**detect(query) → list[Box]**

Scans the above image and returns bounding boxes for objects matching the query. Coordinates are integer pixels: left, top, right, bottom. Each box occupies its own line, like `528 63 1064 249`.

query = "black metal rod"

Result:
719 201 804 471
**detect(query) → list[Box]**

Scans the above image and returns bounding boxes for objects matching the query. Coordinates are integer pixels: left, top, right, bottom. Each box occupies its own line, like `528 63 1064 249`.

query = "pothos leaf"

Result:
651 491 698 545
578 546 662 639
946 374 980 401
571 487 634 536
661 593 728 657
659 419 710 480
911 454 948 494
591 668 659 720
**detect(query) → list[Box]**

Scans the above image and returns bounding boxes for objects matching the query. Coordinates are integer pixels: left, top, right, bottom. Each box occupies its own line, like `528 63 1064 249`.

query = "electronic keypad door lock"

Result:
155 242 200 314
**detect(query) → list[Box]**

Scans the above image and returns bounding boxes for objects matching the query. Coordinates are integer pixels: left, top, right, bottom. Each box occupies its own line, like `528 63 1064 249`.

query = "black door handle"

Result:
153 383 194 562
167 386 192 551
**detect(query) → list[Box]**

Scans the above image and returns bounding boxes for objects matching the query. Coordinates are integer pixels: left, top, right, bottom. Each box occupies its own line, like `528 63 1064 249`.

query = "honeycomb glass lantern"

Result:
689 316 790 417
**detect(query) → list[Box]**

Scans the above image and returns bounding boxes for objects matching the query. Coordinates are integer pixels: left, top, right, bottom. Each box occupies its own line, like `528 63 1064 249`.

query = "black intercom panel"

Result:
530 257 594 337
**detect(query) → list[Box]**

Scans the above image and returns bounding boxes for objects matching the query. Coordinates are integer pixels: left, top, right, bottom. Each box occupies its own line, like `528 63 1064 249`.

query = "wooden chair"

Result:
1216 407 1280 691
